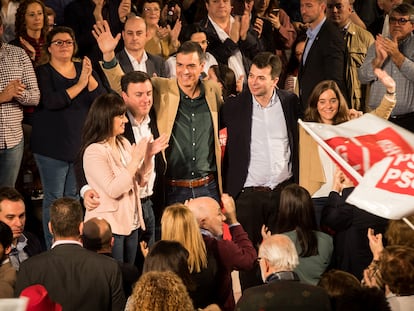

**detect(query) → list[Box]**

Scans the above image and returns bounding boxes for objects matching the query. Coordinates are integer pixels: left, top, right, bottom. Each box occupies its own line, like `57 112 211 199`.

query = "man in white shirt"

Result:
221 52 300 290
199 0 260 81
101 15 168 77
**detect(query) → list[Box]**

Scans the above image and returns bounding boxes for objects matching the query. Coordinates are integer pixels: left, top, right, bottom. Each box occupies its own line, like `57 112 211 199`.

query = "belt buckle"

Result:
189 179 194 188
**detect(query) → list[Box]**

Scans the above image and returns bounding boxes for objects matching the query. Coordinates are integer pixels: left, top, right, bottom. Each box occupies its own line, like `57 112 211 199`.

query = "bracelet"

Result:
386 90 396 95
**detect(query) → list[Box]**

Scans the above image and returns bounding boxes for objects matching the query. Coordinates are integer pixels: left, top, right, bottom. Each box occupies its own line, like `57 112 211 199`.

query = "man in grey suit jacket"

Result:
109 15 168 78
15 198 125 311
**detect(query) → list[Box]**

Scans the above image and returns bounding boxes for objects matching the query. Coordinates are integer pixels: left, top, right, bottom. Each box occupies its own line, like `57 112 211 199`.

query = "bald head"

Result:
187 197 225 237
122 16 148 54
82 217 113 252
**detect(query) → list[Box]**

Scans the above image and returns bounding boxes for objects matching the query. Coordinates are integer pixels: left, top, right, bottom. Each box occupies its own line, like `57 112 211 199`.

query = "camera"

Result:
166 0 178 27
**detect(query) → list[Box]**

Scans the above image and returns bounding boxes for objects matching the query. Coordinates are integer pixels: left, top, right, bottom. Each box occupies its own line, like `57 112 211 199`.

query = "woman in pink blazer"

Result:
80 93 166 263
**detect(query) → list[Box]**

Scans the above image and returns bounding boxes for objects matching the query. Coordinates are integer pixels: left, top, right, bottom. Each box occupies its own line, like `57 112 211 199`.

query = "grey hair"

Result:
259 234 299 271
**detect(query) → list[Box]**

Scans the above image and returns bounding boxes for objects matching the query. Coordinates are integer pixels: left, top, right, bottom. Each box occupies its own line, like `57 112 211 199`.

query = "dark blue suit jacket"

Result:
15 244 126 311
221 88 301 198
116 49 169 78
298 20 348 108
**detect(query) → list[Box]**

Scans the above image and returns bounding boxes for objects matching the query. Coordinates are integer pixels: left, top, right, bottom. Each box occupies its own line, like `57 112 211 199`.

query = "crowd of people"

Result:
1 0 414 310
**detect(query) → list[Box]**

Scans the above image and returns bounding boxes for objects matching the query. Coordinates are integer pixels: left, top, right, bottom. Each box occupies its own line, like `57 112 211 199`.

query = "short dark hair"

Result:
251 52 282 79
0 187 24 211
121 71 152 93
82 217 113 252
179 23 206 43
390 3 414 22
45 26 78 57
50 197 83 238
0 220 13 250
177 40 205 63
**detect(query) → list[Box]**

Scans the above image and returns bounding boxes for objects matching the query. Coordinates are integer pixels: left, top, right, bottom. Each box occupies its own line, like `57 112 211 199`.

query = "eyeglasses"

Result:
143 7 160 13
51 40 74 47
327 3 343 10
389 17 412 25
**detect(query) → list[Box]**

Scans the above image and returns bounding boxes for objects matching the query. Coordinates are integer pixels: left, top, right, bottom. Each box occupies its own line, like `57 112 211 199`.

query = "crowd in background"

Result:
1 0 414 310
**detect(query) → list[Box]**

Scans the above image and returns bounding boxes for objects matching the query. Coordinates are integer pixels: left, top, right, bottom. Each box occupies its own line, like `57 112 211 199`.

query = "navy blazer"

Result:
15 244 126 311
221 88 301 198
117 49 169 78
298 20 348 108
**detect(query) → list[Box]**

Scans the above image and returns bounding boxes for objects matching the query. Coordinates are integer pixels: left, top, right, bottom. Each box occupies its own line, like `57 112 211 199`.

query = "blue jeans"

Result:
0 138 24 187
34 154 78 249
166 178 220 205
112 229 139 264
140 198 155 247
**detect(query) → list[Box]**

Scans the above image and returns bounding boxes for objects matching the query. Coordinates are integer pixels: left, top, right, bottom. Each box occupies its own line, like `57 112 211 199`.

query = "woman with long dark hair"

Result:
275 183 333 285
81 93 167 264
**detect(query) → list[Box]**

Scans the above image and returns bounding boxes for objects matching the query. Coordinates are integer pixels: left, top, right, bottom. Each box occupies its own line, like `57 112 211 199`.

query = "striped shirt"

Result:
0 43 40 149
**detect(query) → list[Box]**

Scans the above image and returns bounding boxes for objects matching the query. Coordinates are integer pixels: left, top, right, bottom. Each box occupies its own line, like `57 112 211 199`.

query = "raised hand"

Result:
221 193 237 225
79 57 93 89
261 224 272 240
374 68 396 93
253 17 263 38
230 15 241 43
367 228 384 261
132 137 150 169
266 12 281 30
92 20 121 61
373 35 388 68
170 19 182 43
146 133 169 160
118 0 131 22
92 0 105 21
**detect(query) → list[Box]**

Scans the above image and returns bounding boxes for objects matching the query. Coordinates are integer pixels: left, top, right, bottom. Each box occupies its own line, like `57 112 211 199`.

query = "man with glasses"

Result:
236 234 331 311
359 3 414 132
327 0 374 111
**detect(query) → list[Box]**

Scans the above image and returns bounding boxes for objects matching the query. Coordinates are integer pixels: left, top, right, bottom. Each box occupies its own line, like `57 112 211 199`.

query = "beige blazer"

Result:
102 64 224 193
299 95 396 195
83 138 146 235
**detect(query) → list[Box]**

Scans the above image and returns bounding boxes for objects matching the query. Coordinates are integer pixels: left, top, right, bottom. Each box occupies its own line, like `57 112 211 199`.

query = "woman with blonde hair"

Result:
126 271 194 311
161 203 219 309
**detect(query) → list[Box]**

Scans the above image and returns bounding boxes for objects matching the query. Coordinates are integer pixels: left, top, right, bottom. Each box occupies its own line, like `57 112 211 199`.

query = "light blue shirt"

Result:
303 17 326 65
244 90 292 189
359 33 414 116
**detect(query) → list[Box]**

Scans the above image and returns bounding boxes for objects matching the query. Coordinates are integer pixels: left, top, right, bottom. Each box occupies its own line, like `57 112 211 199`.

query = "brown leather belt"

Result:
167 174 215 188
